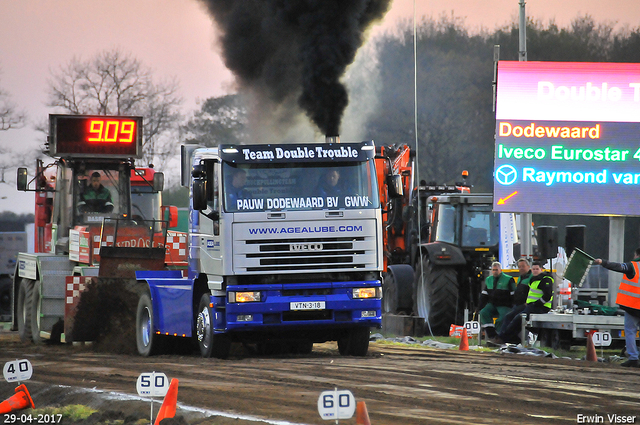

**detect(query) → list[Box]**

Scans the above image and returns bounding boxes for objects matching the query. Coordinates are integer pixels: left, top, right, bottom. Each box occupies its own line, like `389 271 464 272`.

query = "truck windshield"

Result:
222 160 379 212
461 205 499 247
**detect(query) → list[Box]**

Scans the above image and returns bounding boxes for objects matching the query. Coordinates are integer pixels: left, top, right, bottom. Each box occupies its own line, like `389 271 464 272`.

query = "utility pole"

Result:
518 0 532 259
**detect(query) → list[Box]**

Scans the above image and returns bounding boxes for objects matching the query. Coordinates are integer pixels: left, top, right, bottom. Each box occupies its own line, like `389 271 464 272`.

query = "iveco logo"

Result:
290 243 323 252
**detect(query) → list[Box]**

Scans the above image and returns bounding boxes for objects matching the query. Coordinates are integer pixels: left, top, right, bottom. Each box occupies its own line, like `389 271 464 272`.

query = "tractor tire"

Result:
17 279 34 343
383 265 414 315
136 292 165 356
414 254 459 335
337 327 370 356
0 276 12 318
196 293 231 359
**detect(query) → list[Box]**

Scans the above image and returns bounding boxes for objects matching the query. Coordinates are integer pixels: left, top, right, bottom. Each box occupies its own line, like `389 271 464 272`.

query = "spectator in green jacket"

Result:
479 262 516 339
79 172 114 213
513 258 533 306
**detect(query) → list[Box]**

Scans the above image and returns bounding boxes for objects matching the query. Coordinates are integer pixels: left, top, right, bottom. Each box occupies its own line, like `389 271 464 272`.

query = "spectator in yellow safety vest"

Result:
489 261 553 346
594 249 640 368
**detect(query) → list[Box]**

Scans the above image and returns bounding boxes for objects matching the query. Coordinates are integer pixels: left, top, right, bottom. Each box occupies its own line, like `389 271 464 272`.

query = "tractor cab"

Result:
429 194 500 252
72 161 131 226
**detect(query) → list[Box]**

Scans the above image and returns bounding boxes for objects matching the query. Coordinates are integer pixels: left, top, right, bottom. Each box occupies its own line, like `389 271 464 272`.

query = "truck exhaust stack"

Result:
325 136 340 143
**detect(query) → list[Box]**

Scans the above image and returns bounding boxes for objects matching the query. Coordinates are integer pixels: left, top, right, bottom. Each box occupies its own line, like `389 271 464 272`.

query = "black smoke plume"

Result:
198 0 391 137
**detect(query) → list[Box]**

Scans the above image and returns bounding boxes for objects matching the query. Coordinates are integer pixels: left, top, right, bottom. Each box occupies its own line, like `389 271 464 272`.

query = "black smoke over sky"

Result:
198 0 391 137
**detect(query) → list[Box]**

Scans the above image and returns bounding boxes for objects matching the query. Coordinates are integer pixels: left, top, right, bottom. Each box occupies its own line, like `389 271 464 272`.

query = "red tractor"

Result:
12 114 184 344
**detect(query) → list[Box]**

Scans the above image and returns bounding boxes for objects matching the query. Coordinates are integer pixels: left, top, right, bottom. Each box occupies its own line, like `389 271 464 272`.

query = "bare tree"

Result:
0 75 26 132
47 48 183 167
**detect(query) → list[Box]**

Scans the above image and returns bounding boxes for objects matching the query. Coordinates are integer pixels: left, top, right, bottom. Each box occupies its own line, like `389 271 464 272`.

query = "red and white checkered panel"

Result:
64 275 94 339
165 230 187 266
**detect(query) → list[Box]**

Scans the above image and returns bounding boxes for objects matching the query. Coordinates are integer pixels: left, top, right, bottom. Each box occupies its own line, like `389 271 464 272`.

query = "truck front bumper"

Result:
222 280 382 332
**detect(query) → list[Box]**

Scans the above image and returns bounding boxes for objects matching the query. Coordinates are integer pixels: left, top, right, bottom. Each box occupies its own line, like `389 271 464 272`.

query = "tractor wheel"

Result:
136 292 166 356
337 327 370 357
414 254 459 335
17 279 34 343
383 265 414 315
196 293 230 359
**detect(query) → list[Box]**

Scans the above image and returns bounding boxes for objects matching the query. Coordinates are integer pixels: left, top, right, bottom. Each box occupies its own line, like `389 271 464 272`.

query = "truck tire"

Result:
196 293 231 359
337 327 370 356
414 255 459 335
17 279 34 342
30 280 45 345
136 292 164 356
383 265 414 314
0 276 12 317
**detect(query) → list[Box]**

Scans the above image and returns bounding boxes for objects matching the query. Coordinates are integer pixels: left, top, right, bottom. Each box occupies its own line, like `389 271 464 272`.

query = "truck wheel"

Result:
414 255 459 335
196 293 230 359
136 292 164 356
30 281 45 345
337 327 370 356
0 276 12 317
383 265 414 314
17 279 34 342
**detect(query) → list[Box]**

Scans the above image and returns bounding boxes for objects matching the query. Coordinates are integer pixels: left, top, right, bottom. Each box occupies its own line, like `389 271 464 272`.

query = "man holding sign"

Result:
594 248 640 368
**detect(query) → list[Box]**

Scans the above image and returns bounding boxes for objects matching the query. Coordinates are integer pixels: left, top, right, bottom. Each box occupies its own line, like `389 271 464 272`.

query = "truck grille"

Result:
245 237 365 272
233 220 379 273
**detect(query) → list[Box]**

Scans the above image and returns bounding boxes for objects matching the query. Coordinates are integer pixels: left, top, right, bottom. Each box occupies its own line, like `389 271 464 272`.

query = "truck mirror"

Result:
17 168 28 191
153 172 165 192
387 174 403 199
193 178 207 210
161 205 178 228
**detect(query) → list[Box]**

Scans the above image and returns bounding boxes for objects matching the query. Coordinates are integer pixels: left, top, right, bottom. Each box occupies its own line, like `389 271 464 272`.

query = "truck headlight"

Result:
352 287 381 299
228 291 262 303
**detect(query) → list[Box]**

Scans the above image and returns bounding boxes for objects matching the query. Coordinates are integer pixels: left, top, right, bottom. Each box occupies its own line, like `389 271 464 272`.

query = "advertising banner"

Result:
493 61 640 216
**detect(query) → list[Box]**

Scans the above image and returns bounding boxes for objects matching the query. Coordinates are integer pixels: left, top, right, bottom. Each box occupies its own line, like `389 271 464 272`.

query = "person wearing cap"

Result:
594 249 640 368
478 262 516 340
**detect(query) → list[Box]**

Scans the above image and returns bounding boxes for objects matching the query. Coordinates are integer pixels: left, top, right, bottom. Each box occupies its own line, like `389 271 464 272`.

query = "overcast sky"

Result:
1 0 639 214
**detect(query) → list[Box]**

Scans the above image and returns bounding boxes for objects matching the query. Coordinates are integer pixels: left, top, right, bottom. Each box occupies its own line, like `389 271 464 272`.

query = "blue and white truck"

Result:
134 141 383 358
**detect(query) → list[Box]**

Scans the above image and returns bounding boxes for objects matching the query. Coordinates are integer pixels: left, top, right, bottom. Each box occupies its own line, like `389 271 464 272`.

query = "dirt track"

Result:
1 331 639 425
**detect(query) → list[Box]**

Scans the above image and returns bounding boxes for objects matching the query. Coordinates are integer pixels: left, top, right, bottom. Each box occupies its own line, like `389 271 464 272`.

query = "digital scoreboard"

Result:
49 114 143 158
493 61 640 216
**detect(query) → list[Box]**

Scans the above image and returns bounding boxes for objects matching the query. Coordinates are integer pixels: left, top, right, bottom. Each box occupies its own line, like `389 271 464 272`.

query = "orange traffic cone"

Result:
154 378 179 425
355 401 371 425
0 384 35 414
459 327 469 351
586 332 597 362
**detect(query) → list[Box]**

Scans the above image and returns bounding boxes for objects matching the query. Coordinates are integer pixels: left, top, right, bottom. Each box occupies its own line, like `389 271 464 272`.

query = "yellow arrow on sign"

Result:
497 190 518 205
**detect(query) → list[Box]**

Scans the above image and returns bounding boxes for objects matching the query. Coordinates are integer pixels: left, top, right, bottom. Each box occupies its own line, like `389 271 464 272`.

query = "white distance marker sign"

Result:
317 389 356 420
136 372 169 397
3 359 33 383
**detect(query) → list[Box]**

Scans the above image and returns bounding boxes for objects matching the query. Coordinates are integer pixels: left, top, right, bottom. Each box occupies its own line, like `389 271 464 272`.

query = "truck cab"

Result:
134 142 383 358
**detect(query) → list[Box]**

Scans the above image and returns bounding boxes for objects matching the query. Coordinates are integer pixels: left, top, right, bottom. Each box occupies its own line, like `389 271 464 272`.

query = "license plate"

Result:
290 301 325 311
